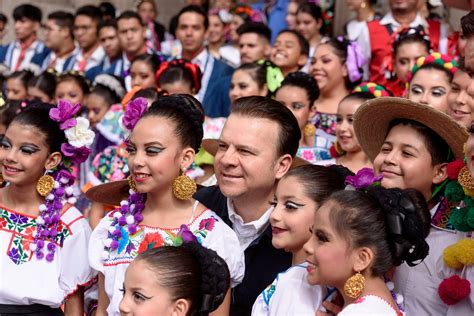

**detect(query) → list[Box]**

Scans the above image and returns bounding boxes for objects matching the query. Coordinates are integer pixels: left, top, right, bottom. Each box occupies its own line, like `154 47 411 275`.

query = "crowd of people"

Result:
0 0 473 315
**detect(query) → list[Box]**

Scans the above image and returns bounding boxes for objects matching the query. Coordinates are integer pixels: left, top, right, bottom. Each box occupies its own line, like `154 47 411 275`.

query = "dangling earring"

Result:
172 168 197 200
128 176 137 192
344 271 365 299
36 171 55 197
304 122 316 138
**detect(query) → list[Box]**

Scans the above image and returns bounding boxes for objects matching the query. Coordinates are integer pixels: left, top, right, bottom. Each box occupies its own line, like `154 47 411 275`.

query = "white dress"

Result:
251 263 326 316
0 205 96 307
339 295 404 316
89 202 245 316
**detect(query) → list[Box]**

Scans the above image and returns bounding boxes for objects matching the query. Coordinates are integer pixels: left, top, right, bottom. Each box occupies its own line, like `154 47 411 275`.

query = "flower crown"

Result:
93 74 126 99
353 82 391 98
345 168 383 191
406 52 458 82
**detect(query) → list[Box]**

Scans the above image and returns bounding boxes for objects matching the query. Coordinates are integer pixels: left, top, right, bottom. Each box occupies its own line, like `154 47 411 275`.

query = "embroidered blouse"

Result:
0 205 96 307
88 203 245 316
339 295 404 316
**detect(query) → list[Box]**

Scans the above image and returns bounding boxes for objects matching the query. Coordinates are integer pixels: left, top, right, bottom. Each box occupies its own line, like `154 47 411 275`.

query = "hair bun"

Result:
367 187 430 267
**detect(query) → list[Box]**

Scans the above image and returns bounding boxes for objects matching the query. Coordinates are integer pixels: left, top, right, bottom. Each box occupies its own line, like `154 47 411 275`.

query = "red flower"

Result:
0 217 7 229
438 275 471 305
447 160 465 180
138 232 164 253
199 217 216 231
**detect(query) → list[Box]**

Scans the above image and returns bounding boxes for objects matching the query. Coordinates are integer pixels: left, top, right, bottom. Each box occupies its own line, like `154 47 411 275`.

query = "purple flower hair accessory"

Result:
122 97 148 131
178 224 198 243
345 168 383 191
49 99 81 130
61 143 91 164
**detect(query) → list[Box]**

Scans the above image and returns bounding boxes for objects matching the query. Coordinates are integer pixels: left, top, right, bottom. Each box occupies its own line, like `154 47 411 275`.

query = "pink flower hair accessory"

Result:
345 168 383 191
121 97 149 135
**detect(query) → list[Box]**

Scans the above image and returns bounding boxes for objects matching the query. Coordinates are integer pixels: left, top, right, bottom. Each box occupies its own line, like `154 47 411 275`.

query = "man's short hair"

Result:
98 19 118 33
0 13 8 24
99 2 116 19
13 4 42 23
231 96 301 158
461 11 474 39
48 11 74 38
75 5 102 24
276 29 310 56
176 5 209 30
117 10 144 27
237 22 271 43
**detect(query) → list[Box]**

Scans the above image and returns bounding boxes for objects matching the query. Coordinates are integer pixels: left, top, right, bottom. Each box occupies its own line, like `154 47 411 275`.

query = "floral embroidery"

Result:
199 217 216 231
313 112 337 136
138 232 165 253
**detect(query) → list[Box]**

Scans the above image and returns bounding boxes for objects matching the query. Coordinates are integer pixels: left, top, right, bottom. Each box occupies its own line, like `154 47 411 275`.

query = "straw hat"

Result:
353 97 468 161
201 139 309 168
85 180 130 206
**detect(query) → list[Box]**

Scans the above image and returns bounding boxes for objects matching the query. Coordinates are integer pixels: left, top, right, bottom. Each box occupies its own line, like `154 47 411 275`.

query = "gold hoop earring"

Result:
36 171 55 197
344 271 365 299
172 169 197 200
128 176 137 192
304 123 316 138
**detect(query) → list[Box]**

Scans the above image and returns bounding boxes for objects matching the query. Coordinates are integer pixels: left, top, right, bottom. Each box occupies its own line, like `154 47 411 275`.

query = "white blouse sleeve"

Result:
251 278 276 316
88 213 114 274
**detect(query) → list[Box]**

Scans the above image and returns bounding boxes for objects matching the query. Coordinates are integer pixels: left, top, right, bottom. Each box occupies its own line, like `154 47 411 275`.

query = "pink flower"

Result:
122 97 148 131
49 99 81 130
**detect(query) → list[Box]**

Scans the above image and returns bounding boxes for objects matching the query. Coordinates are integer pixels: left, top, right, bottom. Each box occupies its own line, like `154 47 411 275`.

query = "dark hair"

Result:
388 118 450 165
231 96 301 158
157 61 202 93
285 164 353 205
117 10 144 27
13 4 42 23
177 5 209 30
136 242 230 316
457 57 468 73
0 12 7 24
48 11 75 39
325 187 430 276
131 53 162 75
237 22 271 43
98 2 116 19
90 79 123 107
340 91 376 104
461 11 474 39
0 100 22 131
142 95 204 152
137 0 157 13
98 18 118 33
57 72 90 95
75 5 102 24
235 62 267 89
296 2 325 35
412 62 455 83
277 71 319 105
132 87 164 102
11 103 66 153
27 71 57 100
277 30 310 56
393 27 431 56
8 70 34 90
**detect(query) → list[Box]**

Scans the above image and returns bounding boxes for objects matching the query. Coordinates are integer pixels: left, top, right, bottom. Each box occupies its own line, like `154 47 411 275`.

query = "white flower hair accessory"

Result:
93 74 126 99
64 117 95 147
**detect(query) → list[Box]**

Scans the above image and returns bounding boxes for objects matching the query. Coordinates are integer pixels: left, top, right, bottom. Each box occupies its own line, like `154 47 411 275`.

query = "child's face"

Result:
86 94 110 128
408 68 451 113
310 44 347 93
55 81 85 105
271 32 307 74
394 42 428 84
304 200 355 287
373 124 444 200
336 98 363 153
270 175 317 254
28 86 52 103
275 85 314 131
229 15 245 42
119 260 187 316
6 78 27 101
229 69 267 104
296 12 321 42
207 15 225 44
131 60 157 90
447 70 473 129
286 2 299 30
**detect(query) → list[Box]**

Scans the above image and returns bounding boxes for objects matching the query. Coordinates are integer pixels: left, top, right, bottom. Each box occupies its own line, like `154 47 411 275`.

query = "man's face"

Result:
74 15 98 50
117 18 146 56
14 18 38 41
99 26 121 59
238 33 270 64
175 12 206 55
44 19 66 50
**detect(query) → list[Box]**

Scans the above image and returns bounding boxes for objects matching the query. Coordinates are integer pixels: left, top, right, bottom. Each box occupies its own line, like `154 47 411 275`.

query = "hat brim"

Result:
201 139 309 168
353 97 468 161
85 180 130 206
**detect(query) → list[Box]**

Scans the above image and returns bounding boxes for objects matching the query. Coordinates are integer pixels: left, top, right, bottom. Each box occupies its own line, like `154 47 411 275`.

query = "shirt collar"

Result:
227 198 273 232
380 11 428 28
191 49 209 72
14 39 40 50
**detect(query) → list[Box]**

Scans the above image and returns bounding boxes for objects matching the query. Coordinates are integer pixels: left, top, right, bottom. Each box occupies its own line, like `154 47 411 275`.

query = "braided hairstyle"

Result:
142 94 204 152
156 59 203 94
324 187 430 276
135 242 230 315
277 71 319 105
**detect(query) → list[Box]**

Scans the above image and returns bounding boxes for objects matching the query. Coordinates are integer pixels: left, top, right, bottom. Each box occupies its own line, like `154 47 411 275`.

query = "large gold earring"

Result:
304 123 316 138
36 172 55 197
172 169 197 200
128 176 137 192
344 271 365 299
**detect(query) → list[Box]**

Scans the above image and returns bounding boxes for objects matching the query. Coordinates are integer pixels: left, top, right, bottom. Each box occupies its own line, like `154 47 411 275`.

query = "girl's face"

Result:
408 68 451 113
394 42 428 84
286 2 299 30
86 94 110 128
447 70 473 129
137 2 156 24
55 81 85 105
458 32 467 58
336 98 363 153
0 122 58 187
296 12 321 42
373 124 445 200
270 175 317 253
229 69 267 104
160 81 194 95
126 116 194 195
310 44 347 93
207 15 225 44
6 78 27 101
275 85 315 131
131 61 157 89
230 15 244 42
28 86 51 103
119 260 188 316
304 200 355 287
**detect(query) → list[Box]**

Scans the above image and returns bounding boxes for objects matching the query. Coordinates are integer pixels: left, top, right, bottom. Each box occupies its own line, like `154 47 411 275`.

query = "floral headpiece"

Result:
353 82 391 98
120 97 149 137
406 52 458 83
208 8 232 24
231 4 264 23
345 168 383 191
93 74 126 99
336 37 367 83
155 59 202 94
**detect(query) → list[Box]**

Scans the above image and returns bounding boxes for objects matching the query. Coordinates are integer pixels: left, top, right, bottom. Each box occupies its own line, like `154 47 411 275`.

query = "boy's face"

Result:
270 32 307 74
14 17 39 41
74 15 99 50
